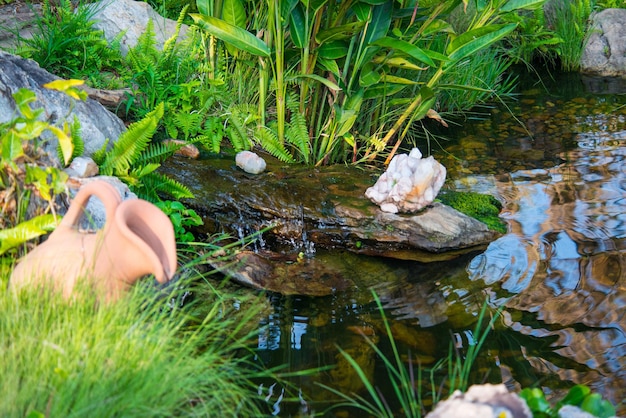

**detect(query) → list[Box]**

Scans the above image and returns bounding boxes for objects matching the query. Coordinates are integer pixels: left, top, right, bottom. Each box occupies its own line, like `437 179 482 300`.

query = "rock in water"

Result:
365 148 446 213
236 151 267 174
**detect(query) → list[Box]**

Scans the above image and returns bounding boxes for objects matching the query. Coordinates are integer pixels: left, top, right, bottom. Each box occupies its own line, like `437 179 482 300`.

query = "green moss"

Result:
438 190 507 234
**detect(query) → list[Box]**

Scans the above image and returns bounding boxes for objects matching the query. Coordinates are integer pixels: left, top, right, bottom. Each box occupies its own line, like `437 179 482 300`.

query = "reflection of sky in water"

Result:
466 130 625 408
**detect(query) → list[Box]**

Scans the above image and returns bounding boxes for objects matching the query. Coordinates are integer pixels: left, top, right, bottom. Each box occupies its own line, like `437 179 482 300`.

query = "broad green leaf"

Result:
373 37 436 67
363 82 405 99
15 121 48 141
191 14 271 57
372 55 426 71
501 0 546 12
290 74 341 91
316 21 366 44
2 132 24 162
380 74 419 85
422 18 455 36
519 388 551 413
559 385 591 407
336 90 363 137
222 0 246 28
318 40 349 59
13 88 38 120
196 0 211 16
289 2 307 48
580 394 616 418
446 23 517 64
0 214 59 256
359 63 381 87
316 57 340 77
363 1 392 46
352 3 370 21
47 124 73 166
281 0 299 22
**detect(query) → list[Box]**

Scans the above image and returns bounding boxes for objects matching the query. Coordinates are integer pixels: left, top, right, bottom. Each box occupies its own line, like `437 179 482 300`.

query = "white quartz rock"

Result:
236 151 267 174
365 148 446 213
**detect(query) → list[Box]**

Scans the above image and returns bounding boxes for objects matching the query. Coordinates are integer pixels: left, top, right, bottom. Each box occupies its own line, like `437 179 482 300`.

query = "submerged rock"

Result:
160 155 501 263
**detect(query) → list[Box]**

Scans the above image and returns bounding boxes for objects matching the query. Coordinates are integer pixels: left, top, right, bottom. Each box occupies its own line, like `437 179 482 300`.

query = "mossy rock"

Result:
437 190 507 234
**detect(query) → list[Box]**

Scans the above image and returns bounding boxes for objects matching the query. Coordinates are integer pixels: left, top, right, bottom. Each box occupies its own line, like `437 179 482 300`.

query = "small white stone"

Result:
235 151 266 174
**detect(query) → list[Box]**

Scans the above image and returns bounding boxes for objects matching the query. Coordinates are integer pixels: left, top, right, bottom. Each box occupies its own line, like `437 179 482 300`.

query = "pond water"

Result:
250 71 626 416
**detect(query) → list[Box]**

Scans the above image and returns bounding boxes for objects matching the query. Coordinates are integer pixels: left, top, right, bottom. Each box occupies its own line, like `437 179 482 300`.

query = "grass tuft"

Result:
0 275 267 417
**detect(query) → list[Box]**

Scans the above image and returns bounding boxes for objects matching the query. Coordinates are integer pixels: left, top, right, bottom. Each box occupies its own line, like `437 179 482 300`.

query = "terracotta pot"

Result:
10 180 177 301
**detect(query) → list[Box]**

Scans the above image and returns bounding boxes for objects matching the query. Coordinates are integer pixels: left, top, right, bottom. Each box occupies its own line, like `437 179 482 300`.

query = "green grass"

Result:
317 292 502 417
0 275 268 417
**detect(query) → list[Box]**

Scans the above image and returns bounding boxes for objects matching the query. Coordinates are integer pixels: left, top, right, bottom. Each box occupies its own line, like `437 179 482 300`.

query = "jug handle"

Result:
59 181 123 231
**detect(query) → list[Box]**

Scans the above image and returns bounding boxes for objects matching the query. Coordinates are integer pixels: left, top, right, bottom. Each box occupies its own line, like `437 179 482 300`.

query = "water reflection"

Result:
252 74 626 416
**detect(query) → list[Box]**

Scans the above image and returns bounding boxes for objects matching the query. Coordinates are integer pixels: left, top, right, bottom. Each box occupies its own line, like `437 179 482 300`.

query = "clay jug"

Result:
9 180 177 301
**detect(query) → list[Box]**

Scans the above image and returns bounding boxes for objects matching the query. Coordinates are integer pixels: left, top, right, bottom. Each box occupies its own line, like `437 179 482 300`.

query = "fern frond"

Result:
99 103 164 175
162 5 189 60
174 111 203 140
285 95 311 164
91 139 109 166
225 104 255 151
135 172 194 202
255 126 294 163
136 141 181 166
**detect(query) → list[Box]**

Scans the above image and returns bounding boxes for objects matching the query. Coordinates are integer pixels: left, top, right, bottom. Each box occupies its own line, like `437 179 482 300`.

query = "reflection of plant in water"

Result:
318 291 502 417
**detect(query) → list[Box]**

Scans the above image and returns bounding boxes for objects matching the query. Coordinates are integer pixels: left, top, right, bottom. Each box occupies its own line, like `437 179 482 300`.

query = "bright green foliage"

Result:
155 200 204 242
546 0 594 71
520 384 616 418
0 86 82 259
0 277 270 417
94 103 194 202
437 190 507 233
11 0 125 84
191 0 548 166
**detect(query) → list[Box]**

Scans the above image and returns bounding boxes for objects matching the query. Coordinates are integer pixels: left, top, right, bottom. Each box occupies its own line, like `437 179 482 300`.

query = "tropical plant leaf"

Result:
0 214 59 256
501 0 546 12
446 23 518 65
373 37 436 67
190 14 271 57
222 0 246 28
289 2 307 48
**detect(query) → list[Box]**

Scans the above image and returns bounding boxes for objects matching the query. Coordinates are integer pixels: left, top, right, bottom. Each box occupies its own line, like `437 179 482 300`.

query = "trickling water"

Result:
250 72 626 416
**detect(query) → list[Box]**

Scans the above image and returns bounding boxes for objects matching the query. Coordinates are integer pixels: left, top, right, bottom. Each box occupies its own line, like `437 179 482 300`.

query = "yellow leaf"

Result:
43 79 85 91
47 125 73 166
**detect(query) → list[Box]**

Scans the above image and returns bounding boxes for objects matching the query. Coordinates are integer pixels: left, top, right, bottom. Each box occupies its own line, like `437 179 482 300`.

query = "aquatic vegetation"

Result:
317 292 502 417
437 190 507 233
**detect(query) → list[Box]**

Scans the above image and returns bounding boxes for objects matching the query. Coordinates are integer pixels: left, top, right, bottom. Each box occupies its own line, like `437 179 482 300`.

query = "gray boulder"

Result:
581 8 626 78
0 51 126 163
89 0 189 56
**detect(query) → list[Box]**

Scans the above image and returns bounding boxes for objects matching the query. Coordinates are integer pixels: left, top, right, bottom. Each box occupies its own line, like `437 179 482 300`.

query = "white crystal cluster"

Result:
365 148 446 214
